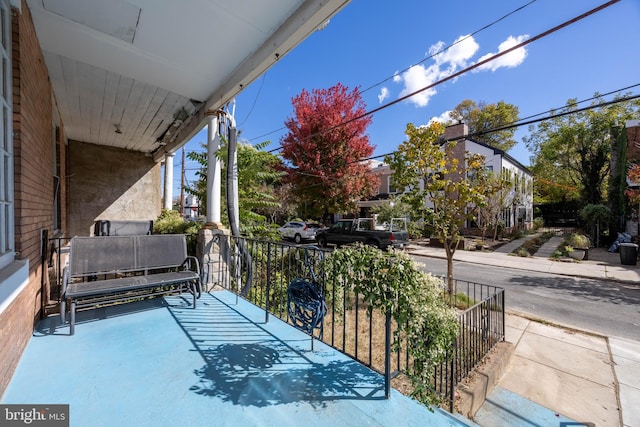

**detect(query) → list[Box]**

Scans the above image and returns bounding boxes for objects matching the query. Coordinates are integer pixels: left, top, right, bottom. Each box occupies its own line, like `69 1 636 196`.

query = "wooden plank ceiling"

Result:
26 0 349 158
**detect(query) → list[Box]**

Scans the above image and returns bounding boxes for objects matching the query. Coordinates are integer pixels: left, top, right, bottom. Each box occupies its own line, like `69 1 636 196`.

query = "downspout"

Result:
224 106 253 295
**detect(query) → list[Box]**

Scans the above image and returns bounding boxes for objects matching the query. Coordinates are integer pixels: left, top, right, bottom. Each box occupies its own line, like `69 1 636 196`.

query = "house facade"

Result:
358 123 534 232
0 0 349 397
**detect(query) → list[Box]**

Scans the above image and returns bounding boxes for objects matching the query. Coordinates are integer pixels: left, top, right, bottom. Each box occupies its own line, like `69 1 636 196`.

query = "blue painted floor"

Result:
474 386 587 427
3 291 473 426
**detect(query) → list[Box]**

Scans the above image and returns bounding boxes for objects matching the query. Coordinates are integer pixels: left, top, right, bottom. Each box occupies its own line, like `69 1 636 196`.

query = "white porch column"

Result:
198 112 227 290
163 153 174 210
206 112 223 228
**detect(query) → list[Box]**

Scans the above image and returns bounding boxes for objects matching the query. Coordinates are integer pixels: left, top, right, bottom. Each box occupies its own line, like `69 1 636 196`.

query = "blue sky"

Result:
176 0 640 194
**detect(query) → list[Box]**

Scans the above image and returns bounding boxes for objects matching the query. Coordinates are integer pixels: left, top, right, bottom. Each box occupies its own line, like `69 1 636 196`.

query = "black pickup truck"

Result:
316 218 409 250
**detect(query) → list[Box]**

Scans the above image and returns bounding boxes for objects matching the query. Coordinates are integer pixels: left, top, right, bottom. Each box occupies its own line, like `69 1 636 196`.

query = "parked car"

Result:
315 218 409 250
277 221 322 244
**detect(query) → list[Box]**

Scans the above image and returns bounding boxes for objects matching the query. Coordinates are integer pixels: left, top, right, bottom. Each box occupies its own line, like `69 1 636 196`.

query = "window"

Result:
388 176 397 194
0 0 12 271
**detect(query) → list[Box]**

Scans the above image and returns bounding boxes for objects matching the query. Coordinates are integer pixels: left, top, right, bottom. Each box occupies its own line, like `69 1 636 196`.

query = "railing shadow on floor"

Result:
165 293 387 407
207 236 505 412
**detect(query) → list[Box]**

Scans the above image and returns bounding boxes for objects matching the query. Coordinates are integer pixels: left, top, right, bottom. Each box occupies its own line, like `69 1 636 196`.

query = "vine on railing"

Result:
321 244 459 407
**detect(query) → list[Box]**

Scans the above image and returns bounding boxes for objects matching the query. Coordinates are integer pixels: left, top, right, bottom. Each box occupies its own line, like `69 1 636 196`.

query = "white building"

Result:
184 194 200 220
358 123 534 231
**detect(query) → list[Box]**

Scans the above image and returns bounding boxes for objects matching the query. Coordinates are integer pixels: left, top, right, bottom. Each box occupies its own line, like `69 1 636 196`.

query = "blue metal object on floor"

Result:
475 386 585 427
3 291 474 427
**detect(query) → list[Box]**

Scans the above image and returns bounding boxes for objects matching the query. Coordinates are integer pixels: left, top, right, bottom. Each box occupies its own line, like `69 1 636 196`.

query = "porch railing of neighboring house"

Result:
211 235 505 412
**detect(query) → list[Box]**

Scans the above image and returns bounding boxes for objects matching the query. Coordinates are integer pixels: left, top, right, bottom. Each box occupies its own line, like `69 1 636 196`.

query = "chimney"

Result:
444 122 468 141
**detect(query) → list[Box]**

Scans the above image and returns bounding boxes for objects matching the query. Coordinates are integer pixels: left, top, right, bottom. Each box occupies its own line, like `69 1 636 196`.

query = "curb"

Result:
456 341 515 419
406 247 640 286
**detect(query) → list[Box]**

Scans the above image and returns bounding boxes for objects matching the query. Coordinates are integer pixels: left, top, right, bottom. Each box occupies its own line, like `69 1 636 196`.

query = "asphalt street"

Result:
412 254 640 341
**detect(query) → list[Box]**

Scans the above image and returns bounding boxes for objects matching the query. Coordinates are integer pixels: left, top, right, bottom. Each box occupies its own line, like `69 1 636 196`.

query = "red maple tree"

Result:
625 163 640 206
280 83 379 220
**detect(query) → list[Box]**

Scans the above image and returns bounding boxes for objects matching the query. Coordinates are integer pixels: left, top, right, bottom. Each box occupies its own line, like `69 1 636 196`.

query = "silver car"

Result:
277 221 321 244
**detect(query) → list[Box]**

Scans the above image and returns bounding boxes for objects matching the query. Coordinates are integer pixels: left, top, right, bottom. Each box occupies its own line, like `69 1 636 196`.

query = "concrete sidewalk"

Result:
408 241 640 283
475 314 625 426
406 242 640 426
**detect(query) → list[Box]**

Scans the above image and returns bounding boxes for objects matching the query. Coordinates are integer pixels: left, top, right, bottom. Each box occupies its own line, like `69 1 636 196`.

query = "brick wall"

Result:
0 1 58 397
13 2 54 265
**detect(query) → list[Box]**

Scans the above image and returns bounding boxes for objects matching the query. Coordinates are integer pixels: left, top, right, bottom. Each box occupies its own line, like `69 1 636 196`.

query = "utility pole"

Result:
180 147 185 217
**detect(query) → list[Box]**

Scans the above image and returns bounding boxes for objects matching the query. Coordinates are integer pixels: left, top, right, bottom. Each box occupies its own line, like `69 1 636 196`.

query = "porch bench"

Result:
93 220 153 236
61 234 202 335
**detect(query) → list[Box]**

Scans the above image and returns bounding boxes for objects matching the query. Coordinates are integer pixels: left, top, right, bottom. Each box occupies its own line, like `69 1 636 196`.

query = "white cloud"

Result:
475 35 528 72
394 35 479 108
396 64 439 107
428 111 453 125
392 34 527 108
378 87 390 104
430 35 479 69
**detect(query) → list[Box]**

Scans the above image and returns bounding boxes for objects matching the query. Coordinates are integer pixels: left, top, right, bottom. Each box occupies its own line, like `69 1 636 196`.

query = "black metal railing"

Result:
209 236 505 411
46 236 72 304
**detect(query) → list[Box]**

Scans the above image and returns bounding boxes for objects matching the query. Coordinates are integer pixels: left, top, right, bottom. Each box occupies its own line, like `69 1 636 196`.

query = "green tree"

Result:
369 197 425 238
525 94 640 205
280 83 380 220
386 122 486 292
449 99 520 151
474 171 514 241
186 140 283 237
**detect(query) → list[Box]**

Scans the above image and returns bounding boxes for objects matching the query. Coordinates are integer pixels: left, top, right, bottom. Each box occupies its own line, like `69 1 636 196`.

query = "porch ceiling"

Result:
26 0 349 159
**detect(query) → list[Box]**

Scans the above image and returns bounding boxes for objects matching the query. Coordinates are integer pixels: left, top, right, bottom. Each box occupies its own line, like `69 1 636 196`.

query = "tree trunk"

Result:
444 238 457 294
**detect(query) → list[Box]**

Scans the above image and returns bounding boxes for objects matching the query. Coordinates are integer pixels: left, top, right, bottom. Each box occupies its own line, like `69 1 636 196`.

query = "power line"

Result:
182 1 627 192
474 92 640 138
247 126 287 146
266 0 621 155
238 73 267 127
243 0 538 145
505 83 640 127
181 90 640 194
360 0 538 95
290 89 640 187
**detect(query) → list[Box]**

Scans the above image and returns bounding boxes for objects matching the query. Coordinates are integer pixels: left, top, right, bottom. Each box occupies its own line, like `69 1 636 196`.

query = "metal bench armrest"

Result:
184 255 202 296
60 265 70 323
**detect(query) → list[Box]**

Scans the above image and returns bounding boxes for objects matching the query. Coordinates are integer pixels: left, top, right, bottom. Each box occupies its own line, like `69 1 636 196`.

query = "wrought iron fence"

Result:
210 235 505 411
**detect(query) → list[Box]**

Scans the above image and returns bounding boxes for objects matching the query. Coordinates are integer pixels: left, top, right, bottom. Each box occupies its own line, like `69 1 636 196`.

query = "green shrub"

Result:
522 237 540 250
579 204 610 226
153 209 201 255
321 244 459 407
242 222 281 241
509 228 524 239
406 221 424 239
568 233 590 249
533 217 544 230
451 293 476 310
